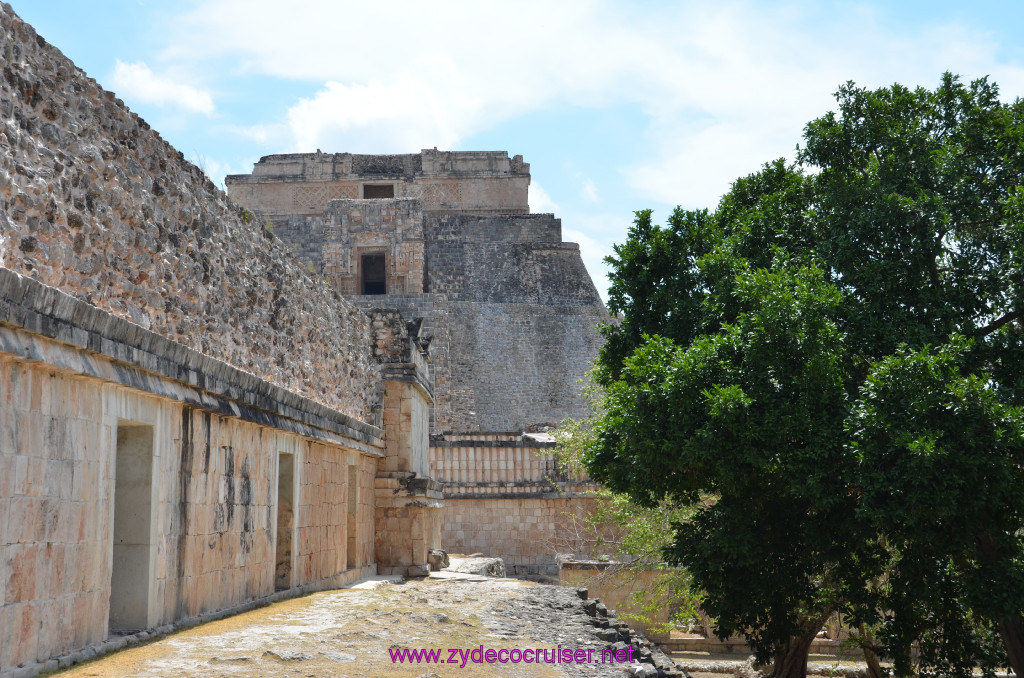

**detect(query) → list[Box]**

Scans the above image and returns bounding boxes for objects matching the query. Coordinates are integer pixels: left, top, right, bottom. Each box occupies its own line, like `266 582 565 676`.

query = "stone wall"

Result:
430 433 599 576
0 3 382 422
424 214 602 306
441 497 600 576
425 212 562 245
348 294 452 431
0 356 378 671
224 144 610 435
444 302 608 432
0 274 385 673
0 266 385 674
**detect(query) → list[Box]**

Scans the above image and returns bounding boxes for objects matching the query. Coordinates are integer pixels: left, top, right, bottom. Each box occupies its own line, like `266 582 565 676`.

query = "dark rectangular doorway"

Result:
363 184 395 198
361 254 386 295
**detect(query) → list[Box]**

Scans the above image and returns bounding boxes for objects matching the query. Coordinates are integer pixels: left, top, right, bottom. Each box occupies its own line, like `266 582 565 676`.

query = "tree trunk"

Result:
862 644 883 678
998 614 1024 678
977 533 1024 677
857 625 884 678
770 612 831 678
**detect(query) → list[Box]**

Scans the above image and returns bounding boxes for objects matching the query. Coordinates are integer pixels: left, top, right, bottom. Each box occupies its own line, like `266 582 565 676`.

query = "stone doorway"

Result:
275 452 296 591
347 464 359 569
109 422 155 633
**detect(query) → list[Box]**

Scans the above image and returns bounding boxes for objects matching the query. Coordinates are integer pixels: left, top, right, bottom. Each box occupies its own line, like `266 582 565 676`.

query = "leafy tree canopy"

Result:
589 73 1024 678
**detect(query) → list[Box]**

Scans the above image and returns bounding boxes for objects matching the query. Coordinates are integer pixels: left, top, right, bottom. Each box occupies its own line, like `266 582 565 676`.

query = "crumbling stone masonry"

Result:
227 151 611 576
0 5 441 676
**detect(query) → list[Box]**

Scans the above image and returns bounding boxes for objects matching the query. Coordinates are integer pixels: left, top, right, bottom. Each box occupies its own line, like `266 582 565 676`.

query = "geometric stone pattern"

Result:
226 150 530 218
291 182 357 211
321 199 425 295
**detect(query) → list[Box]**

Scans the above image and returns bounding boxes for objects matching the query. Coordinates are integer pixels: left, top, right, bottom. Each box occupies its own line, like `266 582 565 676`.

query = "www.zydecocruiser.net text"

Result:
389 645 638 667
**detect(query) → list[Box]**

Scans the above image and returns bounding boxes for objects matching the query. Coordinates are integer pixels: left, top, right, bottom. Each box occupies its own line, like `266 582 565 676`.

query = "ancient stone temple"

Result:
226 151 608 576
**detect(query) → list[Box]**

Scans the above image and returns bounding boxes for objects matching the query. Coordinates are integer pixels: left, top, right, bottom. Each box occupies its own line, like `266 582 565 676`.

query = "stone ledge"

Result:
441 480 595 489
380 362 433 401
0 267 384 451
430 439 557 449
443 490 599 500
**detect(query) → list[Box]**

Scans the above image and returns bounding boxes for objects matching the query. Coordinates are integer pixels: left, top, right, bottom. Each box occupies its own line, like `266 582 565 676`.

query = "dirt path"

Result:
55 574 660 678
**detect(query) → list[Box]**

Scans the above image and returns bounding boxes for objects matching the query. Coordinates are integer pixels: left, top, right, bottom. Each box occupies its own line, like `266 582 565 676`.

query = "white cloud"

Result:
189 155 260 190
284 76 467 153
529 182 559 214
110 60 215 116
220 123 280 144
157 1 1021 209
140 0 1024 281
160 0 655 151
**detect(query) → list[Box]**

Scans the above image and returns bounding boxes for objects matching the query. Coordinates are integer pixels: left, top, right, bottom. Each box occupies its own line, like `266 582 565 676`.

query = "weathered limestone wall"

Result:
226 150 530 217
348 294 453 430
0 3 382 421
0 268 384 675
425 212 562 245
430 433 598 575
0 358 377 671
444 302 608 432
224 147 609 435
425 240 602 307
331 226 607 433
294 443 376 583
441 497 599 576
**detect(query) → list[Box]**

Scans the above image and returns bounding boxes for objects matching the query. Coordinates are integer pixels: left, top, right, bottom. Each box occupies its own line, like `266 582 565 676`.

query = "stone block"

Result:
5 543 39 603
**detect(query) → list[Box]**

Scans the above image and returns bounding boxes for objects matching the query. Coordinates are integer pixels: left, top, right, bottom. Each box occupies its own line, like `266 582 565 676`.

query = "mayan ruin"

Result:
0 3 631 676
225 149 608 577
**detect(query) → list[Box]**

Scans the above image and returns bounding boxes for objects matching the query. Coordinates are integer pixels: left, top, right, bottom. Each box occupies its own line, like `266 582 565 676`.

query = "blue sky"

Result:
12 1 1024 300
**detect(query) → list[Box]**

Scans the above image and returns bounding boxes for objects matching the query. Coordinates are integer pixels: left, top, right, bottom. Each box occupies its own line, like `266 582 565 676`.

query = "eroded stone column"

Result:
370 312 443 576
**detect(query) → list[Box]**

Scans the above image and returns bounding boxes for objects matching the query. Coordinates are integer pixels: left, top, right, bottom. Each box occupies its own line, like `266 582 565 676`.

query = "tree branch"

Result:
977 308 1024 336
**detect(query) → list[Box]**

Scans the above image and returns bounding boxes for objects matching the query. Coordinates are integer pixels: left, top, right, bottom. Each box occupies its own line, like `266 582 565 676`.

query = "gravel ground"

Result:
53 574 683 678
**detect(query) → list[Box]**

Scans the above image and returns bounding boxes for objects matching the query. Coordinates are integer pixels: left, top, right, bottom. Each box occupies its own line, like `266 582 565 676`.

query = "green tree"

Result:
589 74 1024 678
849 339 1023 676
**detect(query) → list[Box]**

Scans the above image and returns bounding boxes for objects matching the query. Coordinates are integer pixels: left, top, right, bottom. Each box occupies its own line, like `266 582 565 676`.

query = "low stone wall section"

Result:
0 354 377 673
431 435 598 576
0 267 383 675
441 496 600 577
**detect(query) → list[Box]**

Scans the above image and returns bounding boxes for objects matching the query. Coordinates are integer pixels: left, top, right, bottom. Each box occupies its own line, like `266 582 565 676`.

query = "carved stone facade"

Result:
320 199 426 296
227 149 530 218
226 151 608 439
